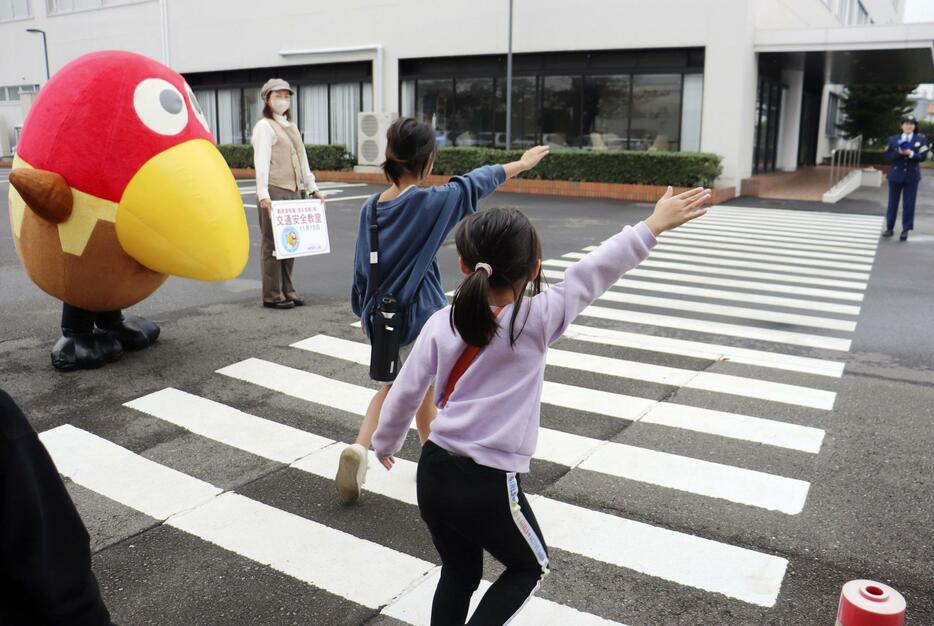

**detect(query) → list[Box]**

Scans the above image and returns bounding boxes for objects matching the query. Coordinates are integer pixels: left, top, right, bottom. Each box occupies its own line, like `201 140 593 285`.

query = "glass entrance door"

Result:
753 79 783 174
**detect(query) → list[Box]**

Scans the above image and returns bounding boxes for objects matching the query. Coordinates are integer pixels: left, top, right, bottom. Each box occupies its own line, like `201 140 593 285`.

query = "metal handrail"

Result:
828 134 863 190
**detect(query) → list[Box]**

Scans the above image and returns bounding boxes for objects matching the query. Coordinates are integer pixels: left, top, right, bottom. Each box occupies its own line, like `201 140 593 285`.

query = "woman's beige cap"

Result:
260 78 294 101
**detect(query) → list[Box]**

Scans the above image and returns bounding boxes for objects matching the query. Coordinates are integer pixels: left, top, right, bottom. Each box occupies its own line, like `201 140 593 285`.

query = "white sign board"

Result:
271 199 331 259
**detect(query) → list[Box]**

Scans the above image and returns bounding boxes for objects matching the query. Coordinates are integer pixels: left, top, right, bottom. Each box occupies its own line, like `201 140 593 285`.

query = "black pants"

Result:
886 178 918 231
417 441 549 625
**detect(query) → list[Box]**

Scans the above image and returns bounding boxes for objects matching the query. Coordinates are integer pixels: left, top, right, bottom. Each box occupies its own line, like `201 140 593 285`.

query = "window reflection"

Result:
630 74 681 151
403 70 699 153
453 78 495 147
494 76 538 148
415 79 454 147
542 76 582 148
583 75 631 150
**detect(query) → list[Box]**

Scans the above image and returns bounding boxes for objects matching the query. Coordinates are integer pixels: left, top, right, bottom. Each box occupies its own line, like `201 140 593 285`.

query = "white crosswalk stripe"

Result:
295 334 836 410
698 208 882 230
658 229 877 255
119 389 789 606
546 256 868 291
579 303 852 351
542 269 862 315
568 251 871 280
38 204 882 621
563 323 846 378
592 289 857 331
42 424 622 624
678 218 880 243
706 205 881 225
549 265 865 301
655 235 875 262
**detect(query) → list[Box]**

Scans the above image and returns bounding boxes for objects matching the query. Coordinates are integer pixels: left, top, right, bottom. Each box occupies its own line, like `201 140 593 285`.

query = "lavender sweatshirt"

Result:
372 222 657 473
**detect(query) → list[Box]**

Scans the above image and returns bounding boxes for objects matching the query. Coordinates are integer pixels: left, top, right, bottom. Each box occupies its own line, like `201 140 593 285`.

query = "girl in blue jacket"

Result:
336 117 549 503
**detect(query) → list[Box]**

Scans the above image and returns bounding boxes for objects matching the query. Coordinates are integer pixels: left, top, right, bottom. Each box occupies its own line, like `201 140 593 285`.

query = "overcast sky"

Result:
904 0 934 22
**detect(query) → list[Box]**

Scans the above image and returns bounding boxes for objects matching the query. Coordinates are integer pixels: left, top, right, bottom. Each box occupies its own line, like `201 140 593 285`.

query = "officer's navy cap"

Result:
901 114 918 124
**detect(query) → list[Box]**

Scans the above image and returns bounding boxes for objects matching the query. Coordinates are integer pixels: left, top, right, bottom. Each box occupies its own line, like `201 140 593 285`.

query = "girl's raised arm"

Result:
539 186 709 345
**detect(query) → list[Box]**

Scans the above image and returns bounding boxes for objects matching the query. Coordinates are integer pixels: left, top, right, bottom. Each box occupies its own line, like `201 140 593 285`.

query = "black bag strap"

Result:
366 193 381 302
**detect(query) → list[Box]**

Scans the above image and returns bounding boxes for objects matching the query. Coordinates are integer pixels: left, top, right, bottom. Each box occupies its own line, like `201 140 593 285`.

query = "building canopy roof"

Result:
755 22 934 83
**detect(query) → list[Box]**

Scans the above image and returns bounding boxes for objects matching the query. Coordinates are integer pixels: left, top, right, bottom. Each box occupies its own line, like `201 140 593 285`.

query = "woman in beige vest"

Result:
252 78 324 309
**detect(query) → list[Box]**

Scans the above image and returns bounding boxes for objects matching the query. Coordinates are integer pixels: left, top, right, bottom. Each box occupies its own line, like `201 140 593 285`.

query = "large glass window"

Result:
494 76 538 148
330 82 361 152
244 87 264 130
301 84 329 145
362 82 373 114
47 0 148 14
630 74 681 151
453 78 494 147
0 0 31 20
216 88 243 145
0 84 39 101
583 75 630 150
753 79 782 173
193 89 217 139
415 79 454 147
400 80 415 117
542 76 582 148
680 74 703 152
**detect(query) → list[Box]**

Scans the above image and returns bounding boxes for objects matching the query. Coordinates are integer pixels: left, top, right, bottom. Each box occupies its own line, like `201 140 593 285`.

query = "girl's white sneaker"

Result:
336 443 368 504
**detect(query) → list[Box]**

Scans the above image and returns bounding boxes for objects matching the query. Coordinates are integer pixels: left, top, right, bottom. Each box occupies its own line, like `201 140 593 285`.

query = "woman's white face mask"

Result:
269 97 290 115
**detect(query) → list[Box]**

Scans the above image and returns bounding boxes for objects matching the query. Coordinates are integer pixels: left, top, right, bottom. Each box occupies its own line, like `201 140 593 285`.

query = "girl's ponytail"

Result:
451 263 498 347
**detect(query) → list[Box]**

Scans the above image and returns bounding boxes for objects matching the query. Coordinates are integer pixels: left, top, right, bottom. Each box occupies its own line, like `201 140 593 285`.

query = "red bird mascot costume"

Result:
8 51 249 371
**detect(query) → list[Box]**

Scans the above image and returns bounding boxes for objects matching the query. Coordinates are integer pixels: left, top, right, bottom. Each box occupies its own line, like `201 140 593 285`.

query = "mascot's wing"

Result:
9 169 73 224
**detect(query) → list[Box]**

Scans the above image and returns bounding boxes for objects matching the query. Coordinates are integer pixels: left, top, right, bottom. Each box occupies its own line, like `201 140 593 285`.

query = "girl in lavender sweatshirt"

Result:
372 187 709 624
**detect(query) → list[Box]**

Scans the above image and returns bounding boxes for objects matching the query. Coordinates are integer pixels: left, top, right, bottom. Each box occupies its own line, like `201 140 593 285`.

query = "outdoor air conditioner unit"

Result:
357 112 398 167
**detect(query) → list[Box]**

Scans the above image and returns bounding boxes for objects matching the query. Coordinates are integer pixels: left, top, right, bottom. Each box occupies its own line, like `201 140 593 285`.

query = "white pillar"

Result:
699 0 757 192
778 68 804 171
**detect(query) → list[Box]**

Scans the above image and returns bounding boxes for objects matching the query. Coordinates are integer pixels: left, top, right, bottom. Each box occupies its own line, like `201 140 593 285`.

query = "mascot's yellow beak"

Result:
116 139 248 281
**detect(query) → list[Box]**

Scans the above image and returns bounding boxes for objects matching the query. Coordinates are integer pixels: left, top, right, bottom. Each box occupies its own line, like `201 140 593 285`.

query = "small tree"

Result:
837 84 917 145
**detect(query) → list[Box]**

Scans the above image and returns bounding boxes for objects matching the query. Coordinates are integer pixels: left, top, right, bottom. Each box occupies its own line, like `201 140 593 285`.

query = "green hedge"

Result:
433 147 722 187
218 143 722 187
217 143 355 171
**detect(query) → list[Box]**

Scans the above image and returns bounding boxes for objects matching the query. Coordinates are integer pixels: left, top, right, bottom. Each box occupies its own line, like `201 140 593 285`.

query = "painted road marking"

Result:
121 394 789 607
680 215 879 243
577 442 810 514
40 425 433 610
640 401 825 453
591 289 857 332
541 268 862 314
556 251 868 290
563 323 845 378
578 304 852 351
656 235 875 262
543 264 865 302
659 228 878 252
298 334 836 410
580 242 872 270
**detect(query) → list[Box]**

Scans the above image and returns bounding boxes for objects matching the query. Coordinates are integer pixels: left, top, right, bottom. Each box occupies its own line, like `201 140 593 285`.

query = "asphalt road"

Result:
1 169 932 625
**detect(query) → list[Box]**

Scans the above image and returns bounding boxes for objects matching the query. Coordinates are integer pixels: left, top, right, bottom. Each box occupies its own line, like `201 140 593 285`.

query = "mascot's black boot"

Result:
95 310 160 351
52 304 124 372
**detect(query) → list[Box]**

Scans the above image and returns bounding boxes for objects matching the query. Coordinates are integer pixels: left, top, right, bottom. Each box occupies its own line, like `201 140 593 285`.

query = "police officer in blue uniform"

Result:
883 114 927 241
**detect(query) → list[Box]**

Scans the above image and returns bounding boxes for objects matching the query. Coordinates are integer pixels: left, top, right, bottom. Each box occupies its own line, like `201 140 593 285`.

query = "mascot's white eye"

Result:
134 78 189 135
185 82 212 134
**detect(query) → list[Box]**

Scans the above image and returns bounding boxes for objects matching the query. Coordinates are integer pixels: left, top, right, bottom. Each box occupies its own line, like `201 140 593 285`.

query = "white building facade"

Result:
1 0 930 191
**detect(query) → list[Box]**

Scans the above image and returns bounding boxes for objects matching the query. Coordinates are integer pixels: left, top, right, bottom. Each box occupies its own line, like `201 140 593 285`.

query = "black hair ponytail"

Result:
450 208 543 348
452 264 498 347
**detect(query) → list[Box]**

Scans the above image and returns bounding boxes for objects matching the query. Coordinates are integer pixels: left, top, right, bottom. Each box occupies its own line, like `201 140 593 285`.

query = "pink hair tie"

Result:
474 262 493 277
